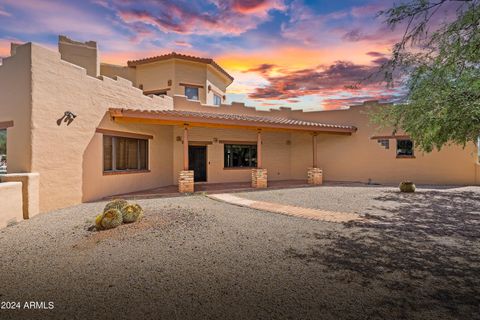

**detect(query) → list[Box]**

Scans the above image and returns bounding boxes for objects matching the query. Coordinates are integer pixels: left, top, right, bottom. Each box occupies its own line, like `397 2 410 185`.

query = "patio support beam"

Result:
312 132 318 168
183 124 189 171
257 129 262 168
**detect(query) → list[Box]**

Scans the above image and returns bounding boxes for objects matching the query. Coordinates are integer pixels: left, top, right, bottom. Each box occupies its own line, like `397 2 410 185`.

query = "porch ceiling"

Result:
109 108 357 134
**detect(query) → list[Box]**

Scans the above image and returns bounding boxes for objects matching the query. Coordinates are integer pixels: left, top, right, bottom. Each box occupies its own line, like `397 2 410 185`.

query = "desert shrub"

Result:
121 204 144 223
99 208 123 230
104 199 128 213
399 181 416 193
95 214 104 230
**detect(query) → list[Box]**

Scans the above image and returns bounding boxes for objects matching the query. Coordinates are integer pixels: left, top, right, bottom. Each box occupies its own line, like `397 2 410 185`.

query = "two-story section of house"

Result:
100 52 233 106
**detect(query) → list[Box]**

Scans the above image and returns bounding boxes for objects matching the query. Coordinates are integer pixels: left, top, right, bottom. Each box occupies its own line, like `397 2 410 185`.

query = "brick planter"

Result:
178 170 194 193
252 168 267 188
307 168 323 185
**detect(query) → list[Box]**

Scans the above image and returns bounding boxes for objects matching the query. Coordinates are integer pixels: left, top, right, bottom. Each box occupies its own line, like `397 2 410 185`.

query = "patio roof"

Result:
109 108 357 134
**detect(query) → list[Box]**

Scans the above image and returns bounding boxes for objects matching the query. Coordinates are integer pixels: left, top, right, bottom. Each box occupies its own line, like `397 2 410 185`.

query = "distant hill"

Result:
0 130 6 155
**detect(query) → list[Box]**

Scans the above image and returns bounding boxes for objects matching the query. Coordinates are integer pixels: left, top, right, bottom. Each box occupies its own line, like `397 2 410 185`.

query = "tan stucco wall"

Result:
135 60 175 95
1 173 40 219
172 126 292 184
58 36 99 77
0 44 33 173
100 63 136 84
0 181 23 228
15 43 175 212
173 97 478 185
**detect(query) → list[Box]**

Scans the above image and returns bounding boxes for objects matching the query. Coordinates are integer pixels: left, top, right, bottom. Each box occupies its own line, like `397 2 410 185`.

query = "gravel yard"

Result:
0 185 479 320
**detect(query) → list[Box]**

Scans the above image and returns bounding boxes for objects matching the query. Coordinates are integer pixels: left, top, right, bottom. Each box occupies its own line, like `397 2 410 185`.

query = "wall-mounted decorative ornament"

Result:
176 136 182 142
168 79 172 86
213 137 218 143
208 85 212 92
56 111 77 126
286 140 291 145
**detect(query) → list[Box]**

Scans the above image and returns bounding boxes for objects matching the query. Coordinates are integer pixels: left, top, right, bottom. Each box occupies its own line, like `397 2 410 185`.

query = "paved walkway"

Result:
208 193 362 223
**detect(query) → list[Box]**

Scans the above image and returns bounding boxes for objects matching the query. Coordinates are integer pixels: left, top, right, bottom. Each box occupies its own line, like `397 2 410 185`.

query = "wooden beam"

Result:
218 140 256 145
257 129 262 169
188 140 213 146
183 125 189 171
95 128 153 140
370 135 410 140
0 121 14 129
179 82 204 88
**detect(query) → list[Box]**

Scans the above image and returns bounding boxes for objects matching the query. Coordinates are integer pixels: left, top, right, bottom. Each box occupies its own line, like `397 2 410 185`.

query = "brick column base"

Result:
307 168 323 185
178 170 194 193
252 168 268 188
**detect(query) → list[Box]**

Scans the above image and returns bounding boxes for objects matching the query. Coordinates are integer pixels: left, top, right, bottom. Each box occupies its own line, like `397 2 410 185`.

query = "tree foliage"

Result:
371 0 480 152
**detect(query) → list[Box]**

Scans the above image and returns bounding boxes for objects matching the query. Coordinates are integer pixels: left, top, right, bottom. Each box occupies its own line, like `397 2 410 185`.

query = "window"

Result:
185 86 199 100
397 139 414 157
224 144 257 168
103 136 148 172
213 94 222 106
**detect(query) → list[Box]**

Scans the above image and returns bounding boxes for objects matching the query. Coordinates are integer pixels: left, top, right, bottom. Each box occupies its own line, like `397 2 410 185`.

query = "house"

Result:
0 35 479 218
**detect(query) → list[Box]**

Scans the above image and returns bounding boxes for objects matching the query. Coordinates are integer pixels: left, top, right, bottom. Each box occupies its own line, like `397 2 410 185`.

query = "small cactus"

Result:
104 199 128 213
100 208 123 230
95 214 104 230
121 204 144 223
399 181 416 193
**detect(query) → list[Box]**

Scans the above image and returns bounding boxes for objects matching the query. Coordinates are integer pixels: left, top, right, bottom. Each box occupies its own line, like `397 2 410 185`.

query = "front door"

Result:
188 146 207 182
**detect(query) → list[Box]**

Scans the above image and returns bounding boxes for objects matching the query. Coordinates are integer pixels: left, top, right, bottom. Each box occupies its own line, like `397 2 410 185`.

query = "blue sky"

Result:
0 0 418 110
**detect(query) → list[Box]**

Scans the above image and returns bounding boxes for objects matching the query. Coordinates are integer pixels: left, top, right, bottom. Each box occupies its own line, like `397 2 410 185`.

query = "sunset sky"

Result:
0 0 450 110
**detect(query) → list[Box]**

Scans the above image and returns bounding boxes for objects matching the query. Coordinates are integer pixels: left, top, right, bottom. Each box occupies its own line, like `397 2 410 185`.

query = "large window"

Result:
397 139 414 157
213 94 222 106
103 136 148 172
224 144 257 168
185 86 199 100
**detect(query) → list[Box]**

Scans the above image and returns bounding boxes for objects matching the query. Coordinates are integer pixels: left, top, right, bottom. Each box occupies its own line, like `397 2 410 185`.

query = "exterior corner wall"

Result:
1 172 40 219
0 182 23 228
0 43 33 173
29 43 174 213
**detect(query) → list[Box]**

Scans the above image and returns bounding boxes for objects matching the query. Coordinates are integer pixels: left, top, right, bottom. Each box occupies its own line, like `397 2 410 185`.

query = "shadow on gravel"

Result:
286 190 480 318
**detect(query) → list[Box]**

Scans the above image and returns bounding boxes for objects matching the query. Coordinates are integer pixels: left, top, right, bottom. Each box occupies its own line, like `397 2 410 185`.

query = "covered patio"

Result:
109 108 357 194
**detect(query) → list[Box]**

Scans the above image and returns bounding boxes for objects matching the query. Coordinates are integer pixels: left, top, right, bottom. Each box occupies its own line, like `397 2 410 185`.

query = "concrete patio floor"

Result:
105 179 316 200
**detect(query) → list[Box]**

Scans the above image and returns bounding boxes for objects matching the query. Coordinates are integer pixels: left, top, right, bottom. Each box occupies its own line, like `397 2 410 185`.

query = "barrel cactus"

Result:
95 214 104 230
121 204 144 223
99 208 123 230
104 199 128 213
399 181 416 193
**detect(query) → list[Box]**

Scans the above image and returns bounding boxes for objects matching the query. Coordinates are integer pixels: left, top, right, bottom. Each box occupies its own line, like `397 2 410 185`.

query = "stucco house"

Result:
0 35 479 221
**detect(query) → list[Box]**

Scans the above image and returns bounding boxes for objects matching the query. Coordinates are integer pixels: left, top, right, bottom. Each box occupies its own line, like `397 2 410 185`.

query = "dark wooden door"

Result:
188 146 207 182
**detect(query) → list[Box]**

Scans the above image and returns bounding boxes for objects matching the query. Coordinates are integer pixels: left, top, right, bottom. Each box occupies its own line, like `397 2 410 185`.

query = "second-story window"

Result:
213 94 221 106
185 86 199 100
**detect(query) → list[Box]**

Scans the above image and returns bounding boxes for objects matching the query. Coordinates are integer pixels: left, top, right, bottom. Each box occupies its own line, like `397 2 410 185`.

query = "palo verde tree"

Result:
371 0 480 152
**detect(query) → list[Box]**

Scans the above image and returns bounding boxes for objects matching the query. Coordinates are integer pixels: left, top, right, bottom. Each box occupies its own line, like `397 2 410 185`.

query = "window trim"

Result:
184 86 200 101
223 143 258 169
102 134 150 175
213 93 222 106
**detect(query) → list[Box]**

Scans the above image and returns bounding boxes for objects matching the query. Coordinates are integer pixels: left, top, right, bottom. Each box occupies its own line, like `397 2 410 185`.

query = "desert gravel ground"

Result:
0 185 479 320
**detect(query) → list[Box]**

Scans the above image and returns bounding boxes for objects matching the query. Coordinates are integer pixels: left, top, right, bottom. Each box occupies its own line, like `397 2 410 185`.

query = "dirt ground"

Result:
0 185 479 320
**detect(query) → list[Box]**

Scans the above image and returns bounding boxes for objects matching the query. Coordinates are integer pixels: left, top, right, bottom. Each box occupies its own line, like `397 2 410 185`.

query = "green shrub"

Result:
104 199 128 213
99 208 123 230
121 204 144 223
399 181 416 193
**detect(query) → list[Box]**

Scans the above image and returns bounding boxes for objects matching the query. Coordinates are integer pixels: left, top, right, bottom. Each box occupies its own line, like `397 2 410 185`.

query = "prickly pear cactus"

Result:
100 208 123 230
104 199 128 213
399 181 416 193
121 204 144 223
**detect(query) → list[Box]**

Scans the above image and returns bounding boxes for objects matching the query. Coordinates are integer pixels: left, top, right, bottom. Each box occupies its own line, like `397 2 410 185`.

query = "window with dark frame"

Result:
213 94 221 106
224 144 257 168
185 86 199 100
396 139 414 157
103 135 148 172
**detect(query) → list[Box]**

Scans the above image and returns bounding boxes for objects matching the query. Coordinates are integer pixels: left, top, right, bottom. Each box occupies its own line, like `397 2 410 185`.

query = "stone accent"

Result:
178 170 194 193
251 168 267 188
307 168 323 185
1 173 40 219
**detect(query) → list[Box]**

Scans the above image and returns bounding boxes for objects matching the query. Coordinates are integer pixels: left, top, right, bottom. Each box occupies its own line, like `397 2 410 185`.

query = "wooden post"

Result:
257 129 262 168
312 133 317 168
183 124 189 171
